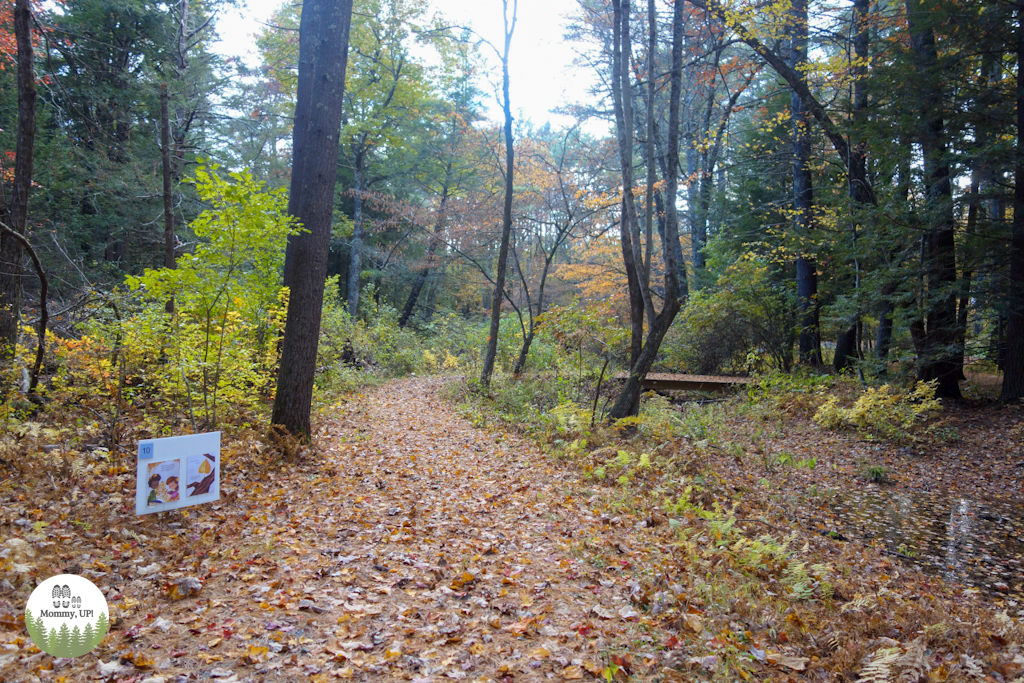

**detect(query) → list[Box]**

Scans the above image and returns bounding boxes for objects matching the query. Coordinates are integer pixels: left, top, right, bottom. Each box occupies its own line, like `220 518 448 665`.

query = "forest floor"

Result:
1 377 1023 683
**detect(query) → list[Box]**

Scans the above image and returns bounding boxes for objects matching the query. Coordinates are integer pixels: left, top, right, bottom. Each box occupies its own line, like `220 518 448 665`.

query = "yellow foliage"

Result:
813 381 942 442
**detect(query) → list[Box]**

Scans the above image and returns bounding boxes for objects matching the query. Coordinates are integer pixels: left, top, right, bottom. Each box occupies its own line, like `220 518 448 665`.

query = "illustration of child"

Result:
147 473 163 506
165 476 180 502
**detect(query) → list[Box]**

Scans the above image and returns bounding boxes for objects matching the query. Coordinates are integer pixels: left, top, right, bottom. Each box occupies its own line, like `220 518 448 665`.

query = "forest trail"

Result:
286 376 678 681
2 377 693 683
7 378 1022 682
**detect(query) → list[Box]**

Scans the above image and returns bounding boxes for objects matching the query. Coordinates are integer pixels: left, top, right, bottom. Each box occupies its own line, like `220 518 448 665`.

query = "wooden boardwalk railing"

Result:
613 373 755 393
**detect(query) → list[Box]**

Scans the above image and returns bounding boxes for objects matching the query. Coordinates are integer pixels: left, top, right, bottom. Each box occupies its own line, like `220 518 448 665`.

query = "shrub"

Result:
119 165 297 427
812 380 942 442
662 259 793 375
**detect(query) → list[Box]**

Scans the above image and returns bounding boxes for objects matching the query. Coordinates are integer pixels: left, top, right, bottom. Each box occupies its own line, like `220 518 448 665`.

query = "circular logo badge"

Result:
25 574 109 658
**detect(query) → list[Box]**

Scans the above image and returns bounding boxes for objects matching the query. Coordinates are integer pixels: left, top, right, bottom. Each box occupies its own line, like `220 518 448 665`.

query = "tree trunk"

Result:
835 0 872 374
789 0 822 368
271 0 354 438
642 0 656 290
0 0 37 364
480 0 517 391
653 186 687 297
956 271 971 379
609 0 687 419
834 326 858 372
1000 3 1024 403
876 295 894 369
906 0 961 399
160 84 176 314
610 0 644 374
400 161 452 327
347 151 366 317
512 255 552 376
686 130 705 271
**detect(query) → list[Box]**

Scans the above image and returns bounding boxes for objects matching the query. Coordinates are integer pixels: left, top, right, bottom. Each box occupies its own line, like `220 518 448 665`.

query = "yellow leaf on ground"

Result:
131 653 155 669
244 645 269 664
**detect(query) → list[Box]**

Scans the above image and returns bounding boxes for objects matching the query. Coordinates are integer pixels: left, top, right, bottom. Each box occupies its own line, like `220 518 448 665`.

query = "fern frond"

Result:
895 637 928 683
857 647 902 683
841 596 876 613
959 655 984 681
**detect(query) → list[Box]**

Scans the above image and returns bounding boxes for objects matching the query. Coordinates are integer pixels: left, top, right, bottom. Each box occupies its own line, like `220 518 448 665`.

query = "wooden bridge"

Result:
614 373 756 393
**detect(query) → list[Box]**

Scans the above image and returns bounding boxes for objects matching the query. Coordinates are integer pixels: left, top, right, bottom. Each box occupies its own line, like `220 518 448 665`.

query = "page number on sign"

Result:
139 443 154 459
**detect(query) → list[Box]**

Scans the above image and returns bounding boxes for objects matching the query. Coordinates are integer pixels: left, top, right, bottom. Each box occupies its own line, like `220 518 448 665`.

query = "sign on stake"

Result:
135 432 220 516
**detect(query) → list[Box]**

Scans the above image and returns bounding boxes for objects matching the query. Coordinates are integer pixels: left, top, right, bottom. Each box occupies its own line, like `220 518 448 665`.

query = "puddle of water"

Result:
827 489 1024 604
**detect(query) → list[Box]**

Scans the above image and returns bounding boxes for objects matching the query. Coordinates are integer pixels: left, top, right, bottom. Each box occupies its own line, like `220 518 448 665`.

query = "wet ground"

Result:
826 488 1024 604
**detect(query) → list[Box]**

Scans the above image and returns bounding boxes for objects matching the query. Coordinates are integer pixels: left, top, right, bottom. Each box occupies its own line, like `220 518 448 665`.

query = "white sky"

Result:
213 0 601 130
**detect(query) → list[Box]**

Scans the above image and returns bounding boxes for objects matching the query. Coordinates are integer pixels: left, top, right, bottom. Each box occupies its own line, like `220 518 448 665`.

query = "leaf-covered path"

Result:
8 377 1023 683
283 376 674 681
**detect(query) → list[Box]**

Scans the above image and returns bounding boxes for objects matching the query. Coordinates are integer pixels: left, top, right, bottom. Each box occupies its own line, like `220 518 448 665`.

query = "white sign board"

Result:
135 432 220 516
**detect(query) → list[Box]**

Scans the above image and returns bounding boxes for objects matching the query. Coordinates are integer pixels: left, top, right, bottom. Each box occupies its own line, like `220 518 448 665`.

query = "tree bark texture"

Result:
272 0 354 437
0 0 37 362
1000 3 1024 403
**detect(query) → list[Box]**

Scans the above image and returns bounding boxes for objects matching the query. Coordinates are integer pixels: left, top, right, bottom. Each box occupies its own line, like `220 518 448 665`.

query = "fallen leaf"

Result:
683 613 703 633
562 665 584 679
244 645 270 664
618 605 639 620
766 653 810 671
131 652 155 669
166 577 203 600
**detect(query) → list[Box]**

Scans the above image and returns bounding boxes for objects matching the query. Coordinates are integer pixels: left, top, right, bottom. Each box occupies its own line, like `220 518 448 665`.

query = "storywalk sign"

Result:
135 432 221 516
